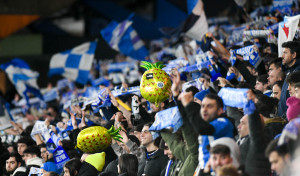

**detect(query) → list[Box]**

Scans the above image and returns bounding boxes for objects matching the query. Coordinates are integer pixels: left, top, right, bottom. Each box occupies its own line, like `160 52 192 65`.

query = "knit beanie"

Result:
286 96 300 121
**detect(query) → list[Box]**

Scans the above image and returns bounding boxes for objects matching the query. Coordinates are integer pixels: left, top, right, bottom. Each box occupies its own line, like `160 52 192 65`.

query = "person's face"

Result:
268 70 279 87
288 83 295 96
140 126 153 147
41 147 48 162
255 81 265 92
237 115 249 138
209 153 232 172
282 48 296 67
295 87 300 99
23 153 35 164
7 146 14 153
63 167 71 176
272 84 282 100
164 143 174 160
6 157 20 174
17 143 27 156
269 151 285 175
268 63 280 75
201 98 222 122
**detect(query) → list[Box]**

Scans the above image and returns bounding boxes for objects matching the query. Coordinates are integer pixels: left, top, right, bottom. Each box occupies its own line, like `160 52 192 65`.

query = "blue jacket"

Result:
278 59 300 117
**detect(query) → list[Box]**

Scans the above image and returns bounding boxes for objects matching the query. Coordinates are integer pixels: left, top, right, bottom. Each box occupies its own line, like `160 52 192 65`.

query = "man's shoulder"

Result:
12 167 26 176
211 117 232 125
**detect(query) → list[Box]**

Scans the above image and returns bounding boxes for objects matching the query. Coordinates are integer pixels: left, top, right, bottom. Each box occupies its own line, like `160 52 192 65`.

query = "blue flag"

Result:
101 15 149 60
48 42 97 85
0 58 43 103
218 87 248 108
46 138 56 154
149 107 183 133
53 146 70 169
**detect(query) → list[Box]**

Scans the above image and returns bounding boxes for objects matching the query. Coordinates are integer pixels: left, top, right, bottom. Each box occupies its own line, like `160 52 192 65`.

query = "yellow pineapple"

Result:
140 61 171 106
76 125 122 153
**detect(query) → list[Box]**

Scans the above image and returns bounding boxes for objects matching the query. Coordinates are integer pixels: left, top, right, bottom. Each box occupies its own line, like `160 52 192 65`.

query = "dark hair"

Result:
210 144 230 156
17 136 35 146
274 81 284 90
23 125 34 136
236 82 251 89
269 58 282 69
61 140 75 152
286 70 300 84
257 74 268 85
143 122 161 147
128 135 140 147
64 158 82 176
38 143 46 150
185 86 200 96
159 139 166 150
282 41 300 58
143 122 153 129
47 172 60 176
67 150 81 160
9 152 22 164
23 145 41 157
295 82 300 89
204 93 224 109
265 139 279 157
132 124 143 132
118 154 138 176
255 94 278 117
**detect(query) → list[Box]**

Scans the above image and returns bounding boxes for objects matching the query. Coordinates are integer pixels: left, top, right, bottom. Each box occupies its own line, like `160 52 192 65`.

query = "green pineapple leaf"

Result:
108 126 123 142
158 64 166 69
140 65 149 70
141 61 153 70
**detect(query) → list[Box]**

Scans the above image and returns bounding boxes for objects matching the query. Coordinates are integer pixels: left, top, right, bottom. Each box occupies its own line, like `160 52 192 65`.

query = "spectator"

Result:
272 81 284 100
278 41 300 117
178 92 235 175
118 154 138 176
23 146 43 175
5 152 26 176
63 158 82 176
255 74 272 96
295 82 300 99
201 137 240 176
138 123 168 176
265 139 290 176
286 70 300 97
39 143 61 174
16 136 35 157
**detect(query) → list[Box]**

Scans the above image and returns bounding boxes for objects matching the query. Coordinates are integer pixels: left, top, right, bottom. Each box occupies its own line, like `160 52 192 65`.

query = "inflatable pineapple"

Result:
140 61 171 106
76 126 122 153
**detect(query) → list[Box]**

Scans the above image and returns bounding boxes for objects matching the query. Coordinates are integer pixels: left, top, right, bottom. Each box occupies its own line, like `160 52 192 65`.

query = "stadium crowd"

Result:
1 1 300 176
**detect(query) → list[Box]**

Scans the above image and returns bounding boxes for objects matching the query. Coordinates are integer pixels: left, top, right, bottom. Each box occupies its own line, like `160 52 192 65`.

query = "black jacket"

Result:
245 110 271 176
78 161 100 176
138 149 168 176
